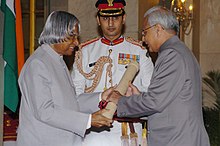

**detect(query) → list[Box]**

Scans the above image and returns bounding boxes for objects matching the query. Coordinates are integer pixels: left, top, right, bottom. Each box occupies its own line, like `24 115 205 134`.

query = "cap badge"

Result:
107 0 114 6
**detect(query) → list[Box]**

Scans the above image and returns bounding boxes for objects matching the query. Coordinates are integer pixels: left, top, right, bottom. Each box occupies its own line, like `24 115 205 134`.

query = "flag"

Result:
0 0 24 112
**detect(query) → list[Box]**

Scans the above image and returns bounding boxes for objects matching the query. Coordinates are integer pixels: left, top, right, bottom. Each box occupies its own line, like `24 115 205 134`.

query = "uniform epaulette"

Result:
79 37 100 49
125 37 145 50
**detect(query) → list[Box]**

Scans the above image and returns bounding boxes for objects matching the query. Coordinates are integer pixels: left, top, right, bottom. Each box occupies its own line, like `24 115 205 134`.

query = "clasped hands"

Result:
102 82 141 104
91 83 140 128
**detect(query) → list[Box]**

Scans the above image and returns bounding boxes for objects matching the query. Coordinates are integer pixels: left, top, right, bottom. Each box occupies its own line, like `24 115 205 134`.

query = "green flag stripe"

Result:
1 0 19 112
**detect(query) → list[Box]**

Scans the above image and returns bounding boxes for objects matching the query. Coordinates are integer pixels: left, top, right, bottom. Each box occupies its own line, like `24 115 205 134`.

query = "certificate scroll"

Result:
102 61 139 119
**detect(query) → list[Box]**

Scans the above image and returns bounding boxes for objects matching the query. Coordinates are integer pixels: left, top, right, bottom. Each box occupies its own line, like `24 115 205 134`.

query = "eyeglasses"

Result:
141 24 157 36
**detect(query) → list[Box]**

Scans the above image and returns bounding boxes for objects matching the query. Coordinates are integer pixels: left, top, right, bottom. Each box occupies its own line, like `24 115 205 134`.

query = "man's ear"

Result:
122 14 126 24
96 16 101 26
157 24 165 31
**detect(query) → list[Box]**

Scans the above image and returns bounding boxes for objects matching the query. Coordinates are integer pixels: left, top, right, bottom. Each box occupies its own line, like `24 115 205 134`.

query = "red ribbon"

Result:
98 3 124 10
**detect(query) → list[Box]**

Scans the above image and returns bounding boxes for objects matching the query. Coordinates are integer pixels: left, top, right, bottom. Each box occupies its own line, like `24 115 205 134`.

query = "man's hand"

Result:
106 90 122 105
91 109 113 128
101 87 114 101
126 82 140 95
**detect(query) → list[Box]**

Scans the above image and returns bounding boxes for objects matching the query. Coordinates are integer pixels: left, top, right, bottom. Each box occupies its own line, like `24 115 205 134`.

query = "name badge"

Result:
89 62 96 67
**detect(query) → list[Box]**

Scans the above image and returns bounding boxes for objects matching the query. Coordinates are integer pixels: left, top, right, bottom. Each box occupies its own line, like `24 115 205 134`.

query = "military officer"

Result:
71 0 154 146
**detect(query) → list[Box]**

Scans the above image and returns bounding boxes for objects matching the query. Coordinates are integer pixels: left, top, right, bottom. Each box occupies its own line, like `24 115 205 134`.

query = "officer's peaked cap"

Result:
95 0 126 17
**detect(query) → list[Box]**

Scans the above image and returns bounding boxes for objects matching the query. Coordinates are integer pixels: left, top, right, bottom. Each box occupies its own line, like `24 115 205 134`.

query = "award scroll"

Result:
102 61 139 119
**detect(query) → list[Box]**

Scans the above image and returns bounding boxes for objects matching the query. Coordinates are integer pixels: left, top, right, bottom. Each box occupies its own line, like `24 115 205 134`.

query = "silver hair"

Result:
144 6 179 34
38 11 80 45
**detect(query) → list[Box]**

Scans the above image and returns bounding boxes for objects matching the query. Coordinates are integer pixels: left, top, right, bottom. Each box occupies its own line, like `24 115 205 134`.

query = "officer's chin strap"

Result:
75 47 113 93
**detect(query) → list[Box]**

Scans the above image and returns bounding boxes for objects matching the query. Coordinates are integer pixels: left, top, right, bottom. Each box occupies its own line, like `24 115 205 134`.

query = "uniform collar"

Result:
101 36 124 46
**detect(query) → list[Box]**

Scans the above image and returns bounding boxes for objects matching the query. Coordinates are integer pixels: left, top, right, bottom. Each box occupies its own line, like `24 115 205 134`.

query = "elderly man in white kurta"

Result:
17 11 112 146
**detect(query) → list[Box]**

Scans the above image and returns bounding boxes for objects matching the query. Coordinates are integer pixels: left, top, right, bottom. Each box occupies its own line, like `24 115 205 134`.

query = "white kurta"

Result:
17 44 100 146
72 37 154 146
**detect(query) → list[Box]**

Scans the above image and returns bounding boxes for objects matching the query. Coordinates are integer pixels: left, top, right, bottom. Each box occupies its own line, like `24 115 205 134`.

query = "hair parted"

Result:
38 11 80 45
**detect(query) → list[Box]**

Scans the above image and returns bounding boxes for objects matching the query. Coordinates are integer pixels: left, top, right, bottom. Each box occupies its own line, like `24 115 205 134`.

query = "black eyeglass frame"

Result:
141 24 157 36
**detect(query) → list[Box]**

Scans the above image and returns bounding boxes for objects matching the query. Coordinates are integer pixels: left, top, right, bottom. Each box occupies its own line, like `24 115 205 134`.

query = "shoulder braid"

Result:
125 37 145 50
79 37 100 49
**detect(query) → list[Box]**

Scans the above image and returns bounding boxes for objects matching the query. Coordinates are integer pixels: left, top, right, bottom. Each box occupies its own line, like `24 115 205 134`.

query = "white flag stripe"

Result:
4 61 7 67
6 0 15 16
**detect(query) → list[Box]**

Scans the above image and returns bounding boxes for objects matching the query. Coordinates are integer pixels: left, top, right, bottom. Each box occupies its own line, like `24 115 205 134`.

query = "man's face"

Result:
97 15 126 41
52 24 79 56
142 18 159 53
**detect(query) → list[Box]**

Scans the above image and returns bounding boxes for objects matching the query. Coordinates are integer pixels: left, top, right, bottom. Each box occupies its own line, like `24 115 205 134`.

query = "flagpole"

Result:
16 0 24 74
30 0 35 55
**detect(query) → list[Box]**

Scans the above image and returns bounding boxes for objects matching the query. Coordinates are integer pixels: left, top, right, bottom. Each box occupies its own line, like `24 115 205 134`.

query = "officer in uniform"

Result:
72 0 154 145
